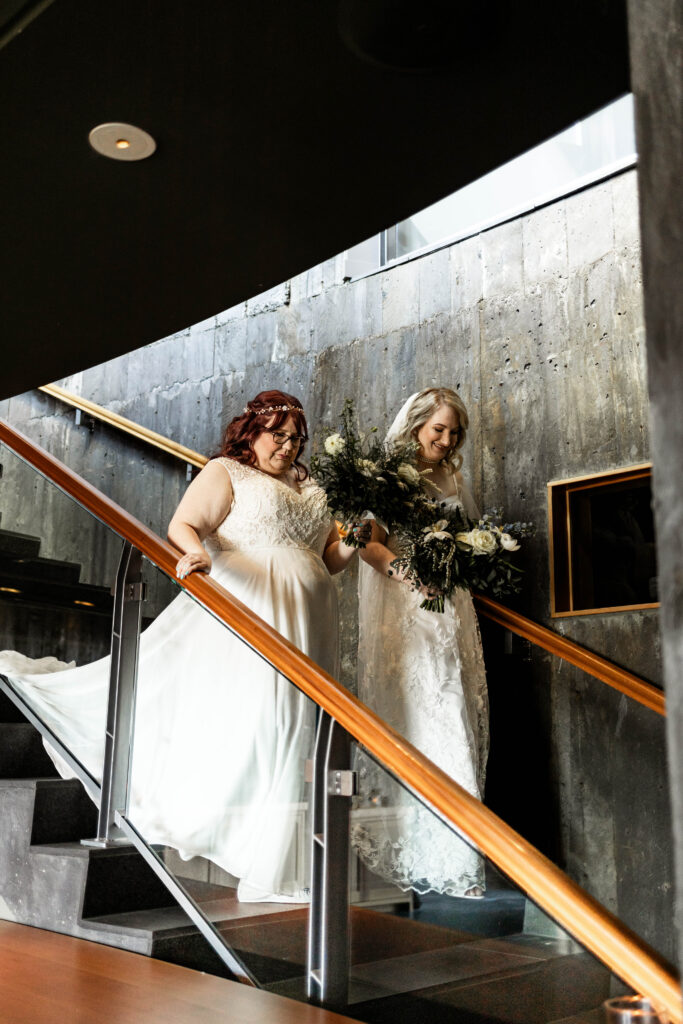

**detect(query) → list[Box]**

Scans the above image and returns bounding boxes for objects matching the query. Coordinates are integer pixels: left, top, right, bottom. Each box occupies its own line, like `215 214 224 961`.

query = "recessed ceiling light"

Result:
88 122 156 162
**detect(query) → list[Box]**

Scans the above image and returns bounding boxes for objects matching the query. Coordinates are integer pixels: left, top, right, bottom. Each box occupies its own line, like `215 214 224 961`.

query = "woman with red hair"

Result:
1 391 363 904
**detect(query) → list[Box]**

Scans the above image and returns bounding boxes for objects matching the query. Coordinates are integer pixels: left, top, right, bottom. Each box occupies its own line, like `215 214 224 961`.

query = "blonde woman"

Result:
353 388 489 899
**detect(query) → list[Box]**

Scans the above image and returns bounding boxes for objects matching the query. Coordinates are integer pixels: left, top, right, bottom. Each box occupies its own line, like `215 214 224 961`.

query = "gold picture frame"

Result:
548 463 659 618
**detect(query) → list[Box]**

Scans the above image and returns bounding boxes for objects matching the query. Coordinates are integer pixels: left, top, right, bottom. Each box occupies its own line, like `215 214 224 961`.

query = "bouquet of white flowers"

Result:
391 502 534 612
310 401 431 546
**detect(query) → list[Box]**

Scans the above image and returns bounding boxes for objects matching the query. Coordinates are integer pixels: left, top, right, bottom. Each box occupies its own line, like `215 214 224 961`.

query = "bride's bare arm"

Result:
359 520 404 579
168 460 234 578
360 520 439 598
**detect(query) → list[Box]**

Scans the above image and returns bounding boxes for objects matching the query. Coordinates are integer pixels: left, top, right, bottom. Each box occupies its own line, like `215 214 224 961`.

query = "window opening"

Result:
345 94 637 279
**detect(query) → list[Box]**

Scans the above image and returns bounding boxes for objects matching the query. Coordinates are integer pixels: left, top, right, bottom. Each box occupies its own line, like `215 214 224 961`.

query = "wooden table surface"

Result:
0 920 361 1024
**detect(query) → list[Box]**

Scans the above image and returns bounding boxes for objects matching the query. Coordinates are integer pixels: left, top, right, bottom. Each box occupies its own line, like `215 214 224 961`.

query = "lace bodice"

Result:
209 457 332 556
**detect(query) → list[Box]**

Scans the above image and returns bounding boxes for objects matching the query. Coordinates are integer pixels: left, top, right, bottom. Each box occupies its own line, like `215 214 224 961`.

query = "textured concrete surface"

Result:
0 169 672 959
0 775 176 955
628 0 683 979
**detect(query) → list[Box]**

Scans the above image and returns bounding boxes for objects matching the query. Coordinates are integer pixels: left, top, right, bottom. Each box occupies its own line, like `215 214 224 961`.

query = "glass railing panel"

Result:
346 742 632 1023
477 613 674 968
0 437 315 993
124 557 317 989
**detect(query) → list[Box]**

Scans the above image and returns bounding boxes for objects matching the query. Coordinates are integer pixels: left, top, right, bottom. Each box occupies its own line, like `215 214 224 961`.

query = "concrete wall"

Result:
0 167 673 960
628 0 683 977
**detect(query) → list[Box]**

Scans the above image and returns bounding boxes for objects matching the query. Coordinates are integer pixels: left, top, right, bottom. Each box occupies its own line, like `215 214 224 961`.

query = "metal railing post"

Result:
307 711 355 1010
83 540 145 847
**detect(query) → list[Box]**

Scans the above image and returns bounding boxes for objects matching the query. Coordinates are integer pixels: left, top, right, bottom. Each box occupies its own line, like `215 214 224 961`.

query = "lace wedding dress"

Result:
0 457 337 901
353 483 489 897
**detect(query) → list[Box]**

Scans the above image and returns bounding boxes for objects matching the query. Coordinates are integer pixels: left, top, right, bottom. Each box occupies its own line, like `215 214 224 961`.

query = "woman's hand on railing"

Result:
175 551 212 580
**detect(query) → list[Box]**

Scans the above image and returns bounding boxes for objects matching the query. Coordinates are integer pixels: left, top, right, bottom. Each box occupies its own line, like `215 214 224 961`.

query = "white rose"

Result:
500 532 520 552
397 462 421 487
469 528 498 555
324 433 345 455
458 528 497 555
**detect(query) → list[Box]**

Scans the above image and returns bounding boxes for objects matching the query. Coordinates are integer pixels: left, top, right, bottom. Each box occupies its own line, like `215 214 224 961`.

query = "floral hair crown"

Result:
244 403 301 415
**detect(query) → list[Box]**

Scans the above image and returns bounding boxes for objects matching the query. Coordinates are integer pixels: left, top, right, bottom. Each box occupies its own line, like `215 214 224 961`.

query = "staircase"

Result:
0 682 619 1023
0 687 297 969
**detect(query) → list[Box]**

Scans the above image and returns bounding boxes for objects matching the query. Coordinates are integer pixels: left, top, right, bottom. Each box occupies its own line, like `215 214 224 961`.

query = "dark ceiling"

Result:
1 0 630 400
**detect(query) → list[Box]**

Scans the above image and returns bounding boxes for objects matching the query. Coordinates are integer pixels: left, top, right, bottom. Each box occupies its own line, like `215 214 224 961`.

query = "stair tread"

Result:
346 941 576 1005
84 892 307 937
0 529 41 557
0 572 109 594
0 572 111 599
0 553 82 584
29 841 137 858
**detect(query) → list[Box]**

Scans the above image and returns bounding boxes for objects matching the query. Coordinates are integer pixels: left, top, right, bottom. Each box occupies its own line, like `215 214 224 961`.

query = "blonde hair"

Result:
392 387 469 471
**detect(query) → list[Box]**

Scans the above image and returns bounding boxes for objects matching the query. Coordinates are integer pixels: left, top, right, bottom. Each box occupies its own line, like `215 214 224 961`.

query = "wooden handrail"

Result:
1 417 679 1022
473 594 666 717
38 383 207 469
38 382 668 719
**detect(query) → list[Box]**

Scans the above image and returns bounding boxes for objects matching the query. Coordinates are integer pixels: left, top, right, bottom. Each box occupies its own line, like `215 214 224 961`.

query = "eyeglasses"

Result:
266 429 305 448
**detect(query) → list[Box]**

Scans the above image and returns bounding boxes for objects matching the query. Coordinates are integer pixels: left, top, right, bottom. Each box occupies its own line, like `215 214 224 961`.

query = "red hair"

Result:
214 390 309 480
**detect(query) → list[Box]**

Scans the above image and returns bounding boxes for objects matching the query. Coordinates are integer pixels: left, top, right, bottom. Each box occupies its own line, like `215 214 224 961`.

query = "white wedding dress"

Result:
353 482 489 897
0 457 337 901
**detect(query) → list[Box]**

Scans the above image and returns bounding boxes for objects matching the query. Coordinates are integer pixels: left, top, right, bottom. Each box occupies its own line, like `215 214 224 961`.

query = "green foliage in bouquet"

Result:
310 400 430 546
391 501 534 612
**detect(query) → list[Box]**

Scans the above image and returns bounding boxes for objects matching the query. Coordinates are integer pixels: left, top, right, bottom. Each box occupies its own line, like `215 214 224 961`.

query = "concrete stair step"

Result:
0 572 113 616
81 884 485 988
0 553 82 586
0 724 59 778
82 881 309 979
26 841 181 917
0 529 41 559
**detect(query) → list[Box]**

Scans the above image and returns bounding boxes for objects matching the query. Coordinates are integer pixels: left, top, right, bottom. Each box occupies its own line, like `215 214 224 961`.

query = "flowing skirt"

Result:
0 544 339 900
